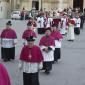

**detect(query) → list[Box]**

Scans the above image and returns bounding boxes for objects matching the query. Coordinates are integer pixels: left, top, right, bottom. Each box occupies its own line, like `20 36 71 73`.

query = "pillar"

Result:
0 1 10 18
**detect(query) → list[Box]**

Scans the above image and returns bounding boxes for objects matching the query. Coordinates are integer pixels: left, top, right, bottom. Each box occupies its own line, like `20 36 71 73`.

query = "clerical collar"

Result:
6 27 11 29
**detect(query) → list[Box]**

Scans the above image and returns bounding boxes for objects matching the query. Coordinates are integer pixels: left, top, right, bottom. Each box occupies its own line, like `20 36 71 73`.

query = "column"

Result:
69 0 73 9
14 0 17 9
83 0 85 9
57 0 63 11
0 1 8 18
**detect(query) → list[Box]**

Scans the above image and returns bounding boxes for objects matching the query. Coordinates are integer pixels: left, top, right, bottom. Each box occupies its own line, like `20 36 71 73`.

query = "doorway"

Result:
73 0 83 12
32 1 39 10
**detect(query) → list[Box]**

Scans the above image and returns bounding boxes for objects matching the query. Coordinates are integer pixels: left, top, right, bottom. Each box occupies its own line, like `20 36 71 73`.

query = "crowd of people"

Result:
0 7 84 85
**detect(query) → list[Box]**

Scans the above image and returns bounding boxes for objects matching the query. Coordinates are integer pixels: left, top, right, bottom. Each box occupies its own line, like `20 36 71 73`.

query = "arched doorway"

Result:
73 0 83 12
32 1 39 10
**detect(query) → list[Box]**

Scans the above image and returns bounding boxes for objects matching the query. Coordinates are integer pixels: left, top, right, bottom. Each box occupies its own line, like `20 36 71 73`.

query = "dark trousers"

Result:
74 27 80 35
37 28 45 34
54 48 61 61
20 15 24 20
23 72 39 85
80 21 84 29
43 61 52 72
1 47 15 61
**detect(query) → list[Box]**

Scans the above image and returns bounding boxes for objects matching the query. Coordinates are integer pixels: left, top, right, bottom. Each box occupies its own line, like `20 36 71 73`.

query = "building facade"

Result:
0 0 85 18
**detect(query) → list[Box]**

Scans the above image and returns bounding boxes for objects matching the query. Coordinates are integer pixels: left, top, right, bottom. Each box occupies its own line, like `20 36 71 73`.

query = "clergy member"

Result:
37 12 45 34
22 21 37 45
0 21 17 62
19 36 43 85
74 15 81 35
51 25 63 63
0 63 11 85
39 28 55 74
60 14 67 35
67 16 75 41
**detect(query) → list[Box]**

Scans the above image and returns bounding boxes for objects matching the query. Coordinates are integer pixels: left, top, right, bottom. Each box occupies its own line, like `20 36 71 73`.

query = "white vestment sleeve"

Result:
38 62 43 70
14 39 17 43
0 38 1 44
40 46 47 50
49 46 55 51
18 60 23 70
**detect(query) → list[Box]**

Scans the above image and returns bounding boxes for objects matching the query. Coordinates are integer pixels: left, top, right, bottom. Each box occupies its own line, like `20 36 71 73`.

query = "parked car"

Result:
11 11 21 20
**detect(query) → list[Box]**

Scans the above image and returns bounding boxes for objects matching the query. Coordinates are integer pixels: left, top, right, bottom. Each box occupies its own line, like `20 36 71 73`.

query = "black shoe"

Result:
3 59 8 62
52 61 55 64
71 40 74 42
68 40 71 41
45 70 50 75
68 40 74 42
54 60 58 64
40 68 44 70
11 58 15 61
4 59 11 62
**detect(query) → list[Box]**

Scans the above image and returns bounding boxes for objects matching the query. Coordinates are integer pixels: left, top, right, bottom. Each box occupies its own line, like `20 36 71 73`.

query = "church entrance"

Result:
32 1 39 10
73 0 83 12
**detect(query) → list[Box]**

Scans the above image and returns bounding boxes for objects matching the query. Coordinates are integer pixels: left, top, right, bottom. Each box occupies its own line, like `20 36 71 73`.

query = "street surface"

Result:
0 19 85 85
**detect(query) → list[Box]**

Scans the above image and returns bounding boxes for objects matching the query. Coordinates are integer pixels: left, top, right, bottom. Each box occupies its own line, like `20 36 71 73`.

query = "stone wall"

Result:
0 1 10 18
0 0 85 18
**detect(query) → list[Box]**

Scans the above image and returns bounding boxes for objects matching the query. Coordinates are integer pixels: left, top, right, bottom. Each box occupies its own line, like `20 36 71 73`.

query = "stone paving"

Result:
0 19 85 85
